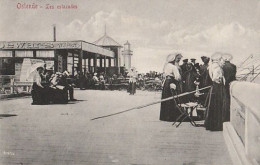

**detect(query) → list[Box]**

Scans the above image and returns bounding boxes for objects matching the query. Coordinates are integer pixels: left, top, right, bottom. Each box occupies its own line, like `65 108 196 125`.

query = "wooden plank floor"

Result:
0 90 233 165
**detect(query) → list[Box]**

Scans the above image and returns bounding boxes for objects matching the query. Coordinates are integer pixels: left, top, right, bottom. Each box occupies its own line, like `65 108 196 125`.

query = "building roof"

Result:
124 40 130 45
93 34 122 47
0 41 115 58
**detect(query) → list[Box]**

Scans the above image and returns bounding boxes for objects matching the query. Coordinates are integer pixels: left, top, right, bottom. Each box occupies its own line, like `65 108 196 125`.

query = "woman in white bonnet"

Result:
160 53 183 122
204 52 226 131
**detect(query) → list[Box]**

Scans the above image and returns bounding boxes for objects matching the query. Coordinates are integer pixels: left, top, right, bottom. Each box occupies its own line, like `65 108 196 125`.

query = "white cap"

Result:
211 52 222 62
222 53 233 61
166 53 182 63
170 83 176 90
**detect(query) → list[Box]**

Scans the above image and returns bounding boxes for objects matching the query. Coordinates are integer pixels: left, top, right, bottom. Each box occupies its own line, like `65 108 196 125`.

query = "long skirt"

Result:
204 82 226 131
128 82 136 95
31 83 49 105
48 87 68 104
160 77 181 122
223 85 230 122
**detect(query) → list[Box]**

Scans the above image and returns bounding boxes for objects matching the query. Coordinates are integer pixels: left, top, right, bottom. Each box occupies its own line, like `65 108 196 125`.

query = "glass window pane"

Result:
36 51 54 58
0 51 12 57
15 51 33 57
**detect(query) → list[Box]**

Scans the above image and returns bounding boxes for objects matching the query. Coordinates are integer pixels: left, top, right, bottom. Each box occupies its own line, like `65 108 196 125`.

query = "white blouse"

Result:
209 62 225 84
127 71 138 83
34 72 43 88
163 63 181 81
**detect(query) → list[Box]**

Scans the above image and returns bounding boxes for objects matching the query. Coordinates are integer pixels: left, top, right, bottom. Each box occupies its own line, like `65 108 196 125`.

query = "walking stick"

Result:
91 86 212 121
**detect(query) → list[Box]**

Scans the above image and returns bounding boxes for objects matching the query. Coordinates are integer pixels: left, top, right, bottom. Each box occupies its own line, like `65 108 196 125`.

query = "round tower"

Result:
122 41 133 70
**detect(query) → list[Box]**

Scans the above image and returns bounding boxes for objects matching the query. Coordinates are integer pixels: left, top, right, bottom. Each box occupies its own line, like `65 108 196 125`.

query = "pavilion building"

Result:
93 32 123 74
0 40 116 84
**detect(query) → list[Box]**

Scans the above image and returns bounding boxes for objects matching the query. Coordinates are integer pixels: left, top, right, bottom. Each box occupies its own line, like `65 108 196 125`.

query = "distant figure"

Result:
79 71 86 90
200 56 212 88
31 66 46 105
93 73 99 83
58 71 76 101
160 53 182 122
183 63 198 102
222 53 237 122
204 52 226 131
199 56 212 104
99 73 106 90
190 58 196 66
180 59 188 73
127 67 138 95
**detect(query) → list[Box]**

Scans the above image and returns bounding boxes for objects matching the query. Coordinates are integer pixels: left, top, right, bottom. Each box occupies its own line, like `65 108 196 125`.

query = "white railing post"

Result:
229 81 260 164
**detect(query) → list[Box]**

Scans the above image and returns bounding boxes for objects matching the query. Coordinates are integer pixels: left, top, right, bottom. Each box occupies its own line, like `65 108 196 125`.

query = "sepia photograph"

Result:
0 0 259 164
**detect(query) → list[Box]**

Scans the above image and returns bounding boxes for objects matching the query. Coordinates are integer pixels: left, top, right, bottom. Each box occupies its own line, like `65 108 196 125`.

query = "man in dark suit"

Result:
199 56 212 105
180 59 188 98
222 53 237 122
190 58 196 66
200 56 212 88
180 59 188 73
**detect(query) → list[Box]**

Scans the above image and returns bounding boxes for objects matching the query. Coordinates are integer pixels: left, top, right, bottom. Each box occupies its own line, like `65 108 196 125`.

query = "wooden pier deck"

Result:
0 90 233 165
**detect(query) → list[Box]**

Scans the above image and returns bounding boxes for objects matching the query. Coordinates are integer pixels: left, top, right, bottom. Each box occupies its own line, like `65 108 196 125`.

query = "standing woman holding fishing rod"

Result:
160 53 183 122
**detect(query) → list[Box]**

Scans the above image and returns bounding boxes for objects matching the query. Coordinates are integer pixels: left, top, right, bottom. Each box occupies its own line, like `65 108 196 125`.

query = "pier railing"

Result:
224 81 260 165
0 75 32 94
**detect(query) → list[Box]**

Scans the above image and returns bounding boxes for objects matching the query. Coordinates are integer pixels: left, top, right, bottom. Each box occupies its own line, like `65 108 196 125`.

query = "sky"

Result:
0 0 259 72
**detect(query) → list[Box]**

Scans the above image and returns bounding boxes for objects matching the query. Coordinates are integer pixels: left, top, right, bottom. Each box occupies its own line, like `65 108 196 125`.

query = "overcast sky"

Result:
0 0 259 72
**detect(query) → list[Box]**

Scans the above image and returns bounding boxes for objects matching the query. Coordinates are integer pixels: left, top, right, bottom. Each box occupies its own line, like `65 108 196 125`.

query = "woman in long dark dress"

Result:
31 66 46 105
160 53 183 122
204 53 226 131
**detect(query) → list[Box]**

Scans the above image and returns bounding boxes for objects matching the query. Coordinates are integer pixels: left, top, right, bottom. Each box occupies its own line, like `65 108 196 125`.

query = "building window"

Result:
67 53 73 75
15 51 33 57
36 51 54 58
0 51 12 57
0 58 15 75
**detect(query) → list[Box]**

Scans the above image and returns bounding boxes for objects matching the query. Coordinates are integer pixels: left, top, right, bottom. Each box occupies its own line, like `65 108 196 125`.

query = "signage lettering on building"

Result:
0 41 81 50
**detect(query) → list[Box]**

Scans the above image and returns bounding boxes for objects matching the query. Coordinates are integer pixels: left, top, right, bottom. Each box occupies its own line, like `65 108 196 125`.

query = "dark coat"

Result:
200 64 212 87
222 61 236 122
223 62 237 86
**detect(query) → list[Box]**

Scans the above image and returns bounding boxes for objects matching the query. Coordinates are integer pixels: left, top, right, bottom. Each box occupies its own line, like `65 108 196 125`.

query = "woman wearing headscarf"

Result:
204 52 226 131
160 53 183 121
31 66 46 105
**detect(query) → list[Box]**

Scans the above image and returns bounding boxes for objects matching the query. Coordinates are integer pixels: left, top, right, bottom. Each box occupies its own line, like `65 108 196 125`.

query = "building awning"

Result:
0 41 115 58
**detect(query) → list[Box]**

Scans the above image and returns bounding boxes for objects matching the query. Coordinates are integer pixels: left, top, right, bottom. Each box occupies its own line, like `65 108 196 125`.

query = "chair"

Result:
170 89 198 127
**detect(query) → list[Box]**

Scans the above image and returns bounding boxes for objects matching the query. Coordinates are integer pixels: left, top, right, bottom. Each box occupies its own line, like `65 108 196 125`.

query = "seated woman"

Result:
49 72 68 104
31 66 48 105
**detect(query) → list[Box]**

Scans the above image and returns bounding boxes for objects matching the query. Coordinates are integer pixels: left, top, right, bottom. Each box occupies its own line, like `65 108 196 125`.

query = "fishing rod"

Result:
91 85 212 121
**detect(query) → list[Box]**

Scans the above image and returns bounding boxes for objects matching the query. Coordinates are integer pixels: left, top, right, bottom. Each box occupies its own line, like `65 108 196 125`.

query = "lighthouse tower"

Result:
121 41 133 70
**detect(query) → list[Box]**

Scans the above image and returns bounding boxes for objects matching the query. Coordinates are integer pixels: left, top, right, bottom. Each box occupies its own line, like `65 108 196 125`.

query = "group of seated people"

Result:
31 66 76 105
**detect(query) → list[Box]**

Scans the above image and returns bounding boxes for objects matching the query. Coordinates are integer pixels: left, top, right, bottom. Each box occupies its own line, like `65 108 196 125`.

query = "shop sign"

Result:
0 41 81 50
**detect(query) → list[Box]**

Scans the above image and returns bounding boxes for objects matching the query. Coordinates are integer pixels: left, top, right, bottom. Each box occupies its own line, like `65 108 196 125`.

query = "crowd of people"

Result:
31 52 237 132
160 52 236 131
31 67 76 105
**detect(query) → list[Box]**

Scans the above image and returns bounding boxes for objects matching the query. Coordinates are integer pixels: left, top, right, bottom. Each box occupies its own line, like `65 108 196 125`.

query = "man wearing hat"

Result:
199 56 212 104
200 56 212 87
222 53 236 122
190 58 196 66
180 59 188 73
